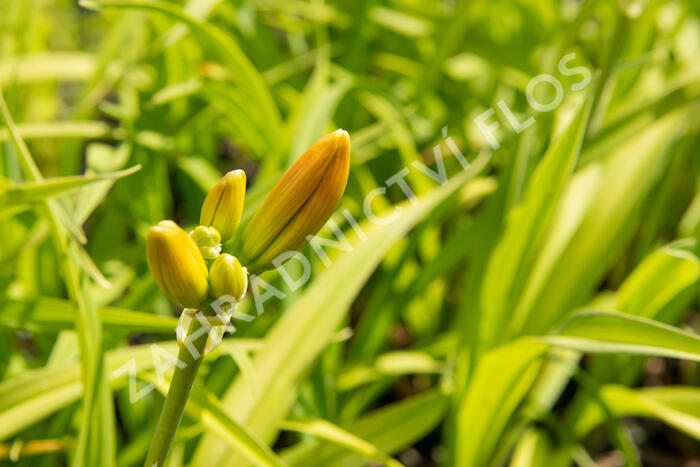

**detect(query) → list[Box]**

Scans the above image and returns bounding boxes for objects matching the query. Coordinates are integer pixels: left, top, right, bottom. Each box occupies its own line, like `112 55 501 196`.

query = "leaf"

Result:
369 6 433 38
82 0 281 144
287 81 351 164
518 108 690 334
539 309 700 362
284 43 350 165
616 241 700 320
0 342 172 440
479 93 592 347
0 165 140 206
149 78 202 106
526 243 700 418
74 143 134 225
280 419 404 467
224 346 259 399
337 351 443 391
176 156 221 194
281 391 448 467
0 52 96 83
0 87 115 466
0 120 115 142
192 154 491 466
455 339 549 466
0 297 178 334
0 339 261 440
189 387 288 467
573 385 700 441
510 428 570 467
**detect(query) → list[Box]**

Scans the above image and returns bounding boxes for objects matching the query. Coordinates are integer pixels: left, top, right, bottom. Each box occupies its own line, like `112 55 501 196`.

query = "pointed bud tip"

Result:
150 220 180 235
331 129 350 163
331 129 350 148
222 169 246 182
200 169 246 242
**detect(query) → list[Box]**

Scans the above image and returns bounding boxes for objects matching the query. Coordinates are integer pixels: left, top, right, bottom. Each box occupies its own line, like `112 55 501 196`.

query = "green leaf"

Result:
337 351 443 391
455 339 549 466
82 0 281 146
282 391 448 467
189 387 288 467
510 428 570 467
526 242 700 419
518 108 690 334
480 93 592 347
0 342 171 440
0 52 96 83
284 43 351 165
616 241 700 320
0 297 178 334
0 339 261 440
539 309 700 362
280 419 403 467
0 120 116 142
370 6 433 38
573 385 700 440
0 165 140 206
0 86 116 466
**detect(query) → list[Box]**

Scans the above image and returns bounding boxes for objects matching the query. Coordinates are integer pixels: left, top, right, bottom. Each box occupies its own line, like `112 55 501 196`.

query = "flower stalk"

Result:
144 318 208 467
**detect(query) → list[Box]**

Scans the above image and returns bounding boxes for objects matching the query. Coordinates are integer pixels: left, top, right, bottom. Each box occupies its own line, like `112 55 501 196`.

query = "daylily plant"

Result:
143 129 350 466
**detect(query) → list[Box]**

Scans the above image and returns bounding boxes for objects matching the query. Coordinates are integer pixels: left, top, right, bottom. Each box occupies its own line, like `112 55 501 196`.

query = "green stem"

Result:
144 318 209 467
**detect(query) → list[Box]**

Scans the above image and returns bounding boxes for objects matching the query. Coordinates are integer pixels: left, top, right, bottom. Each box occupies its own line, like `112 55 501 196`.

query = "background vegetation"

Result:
1 0 700 465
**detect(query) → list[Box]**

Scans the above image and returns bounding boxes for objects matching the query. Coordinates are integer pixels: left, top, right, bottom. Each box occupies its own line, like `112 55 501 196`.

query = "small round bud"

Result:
147 220 209 308
210 254 248 302
200 170 246 243
190 225 222 260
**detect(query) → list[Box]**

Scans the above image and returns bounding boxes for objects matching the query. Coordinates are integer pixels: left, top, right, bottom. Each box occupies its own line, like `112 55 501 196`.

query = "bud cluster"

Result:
146 130 350 317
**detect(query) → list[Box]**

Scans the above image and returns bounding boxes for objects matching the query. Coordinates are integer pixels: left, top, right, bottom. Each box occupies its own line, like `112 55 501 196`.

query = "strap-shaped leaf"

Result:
539 309 700 361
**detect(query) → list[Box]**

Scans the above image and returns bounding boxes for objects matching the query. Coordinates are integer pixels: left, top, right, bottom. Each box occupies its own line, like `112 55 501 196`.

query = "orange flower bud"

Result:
238 129 350 273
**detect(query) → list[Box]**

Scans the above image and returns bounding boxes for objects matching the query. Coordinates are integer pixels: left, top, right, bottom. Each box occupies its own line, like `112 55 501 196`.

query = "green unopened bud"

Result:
147 220 209 308
210 254 248 302
190 225 222 260
238 129 350 273
200 169 246 242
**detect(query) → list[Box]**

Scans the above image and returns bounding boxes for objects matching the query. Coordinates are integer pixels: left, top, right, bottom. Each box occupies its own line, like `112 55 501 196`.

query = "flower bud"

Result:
147 220 209 308
190 225 222 260
210 254 248 302
200 169 246 242
238 129 350 273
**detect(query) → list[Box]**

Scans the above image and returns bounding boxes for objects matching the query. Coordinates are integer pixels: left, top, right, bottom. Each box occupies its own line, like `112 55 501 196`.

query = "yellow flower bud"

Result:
238 129 350 273
210 254 248 302
200 169 246 242
147 220 210 308
190 225 222 260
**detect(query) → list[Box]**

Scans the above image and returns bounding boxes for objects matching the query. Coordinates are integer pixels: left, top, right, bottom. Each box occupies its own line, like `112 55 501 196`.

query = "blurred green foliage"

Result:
1 0 700 466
